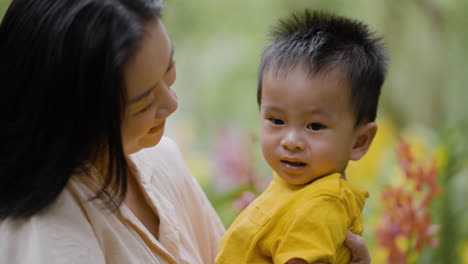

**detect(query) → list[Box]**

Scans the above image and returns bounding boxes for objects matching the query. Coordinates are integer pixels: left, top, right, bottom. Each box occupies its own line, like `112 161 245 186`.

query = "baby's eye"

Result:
307 123 326 131
268 118 285 125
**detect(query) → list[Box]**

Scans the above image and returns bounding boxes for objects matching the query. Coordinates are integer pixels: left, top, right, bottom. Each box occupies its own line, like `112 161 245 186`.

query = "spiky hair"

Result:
258 10 388 125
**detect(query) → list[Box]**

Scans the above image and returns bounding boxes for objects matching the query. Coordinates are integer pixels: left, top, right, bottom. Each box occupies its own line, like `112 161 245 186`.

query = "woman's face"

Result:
121 20 177 155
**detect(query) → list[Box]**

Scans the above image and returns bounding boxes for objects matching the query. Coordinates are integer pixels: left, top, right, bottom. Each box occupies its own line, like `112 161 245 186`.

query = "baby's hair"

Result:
258 9 388 125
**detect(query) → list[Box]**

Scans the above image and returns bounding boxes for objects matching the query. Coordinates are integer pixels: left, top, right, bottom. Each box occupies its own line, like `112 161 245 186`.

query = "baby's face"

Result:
260 65 359 185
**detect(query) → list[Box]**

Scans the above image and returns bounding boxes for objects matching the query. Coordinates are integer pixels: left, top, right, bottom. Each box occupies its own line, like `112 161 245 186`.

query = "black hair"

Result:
258 9 388 125
0 0 162 219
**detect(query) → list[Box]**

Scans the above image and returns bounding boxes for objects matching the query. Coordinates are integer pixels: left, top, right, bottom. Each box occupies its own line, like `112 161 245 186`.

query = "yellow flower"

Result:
187 156 211 186
459 241 468 264
371 247 388 264
346 116 396 185
395 235 409 253
434 145 448 172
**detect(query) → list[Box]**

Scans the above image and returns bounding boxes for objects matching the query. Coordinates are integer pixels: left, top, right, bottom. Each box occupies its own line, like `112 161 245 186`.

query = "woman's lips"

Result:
148 120 165 134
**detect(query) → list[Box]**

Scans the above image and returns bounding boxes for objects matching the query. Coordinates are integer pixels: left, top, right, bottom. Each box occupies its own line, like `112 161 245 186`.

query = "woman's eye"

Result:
167 61 175 73
268 118 284 125
165 61 176 86
307 123 326 131
137 102 155 115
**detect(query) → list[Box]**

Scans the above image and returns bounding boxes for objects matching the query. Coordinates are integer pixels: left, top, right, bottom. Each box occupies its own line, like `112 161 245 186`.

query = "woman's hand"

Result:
344 230 371 264
286 231 371 264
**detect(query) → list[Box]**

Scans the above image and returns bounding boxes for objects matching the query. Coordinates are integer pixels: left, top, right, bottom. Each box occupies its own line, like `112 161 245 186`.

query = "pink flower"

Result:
212 125 258 191
232 191 257 212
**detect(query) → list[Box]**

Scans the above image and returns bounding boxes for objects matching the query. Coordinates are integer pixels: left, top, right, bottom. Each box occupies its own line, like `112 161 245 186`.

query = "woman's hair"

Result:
0 0 162 219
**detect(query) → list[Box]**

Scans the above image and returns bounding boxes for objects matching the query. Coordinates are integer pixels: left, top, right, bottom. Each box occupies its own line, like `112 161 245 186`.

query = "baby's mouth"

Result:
280 159 307 167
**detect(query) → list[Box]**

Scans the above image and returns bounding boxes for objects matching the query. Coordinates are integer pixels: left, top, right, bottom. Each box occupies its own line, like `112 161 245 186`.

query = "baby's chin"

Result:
278 171 340 185
278 173 318 185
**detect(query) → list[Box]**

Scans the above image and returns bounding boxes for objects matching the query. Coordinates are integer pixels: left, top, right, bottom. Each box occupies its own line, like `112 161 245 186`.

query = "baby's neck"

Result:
340 173 347 181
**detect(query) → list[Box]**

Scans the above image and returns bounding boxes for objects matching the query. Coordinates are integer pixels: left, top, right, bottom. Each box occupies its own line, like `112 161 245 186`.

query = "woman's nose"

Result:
155 88 178 119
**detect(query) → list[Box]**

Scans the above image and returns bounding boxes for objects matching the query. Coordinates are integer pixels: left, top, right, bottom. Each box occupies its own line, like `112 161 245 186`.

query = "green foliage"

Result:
429 121 468 263
2 0 467 262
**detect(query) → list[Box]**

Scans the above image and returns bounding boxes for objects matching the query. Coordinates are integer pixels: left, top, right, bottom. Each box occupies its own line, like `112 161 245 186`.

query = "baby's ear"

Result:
350 122 377 161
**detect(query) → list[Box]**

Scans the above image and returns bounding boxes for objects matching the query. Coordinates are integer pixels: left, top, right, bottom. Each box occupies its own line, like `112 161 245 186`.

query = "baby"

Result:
216 9 387 264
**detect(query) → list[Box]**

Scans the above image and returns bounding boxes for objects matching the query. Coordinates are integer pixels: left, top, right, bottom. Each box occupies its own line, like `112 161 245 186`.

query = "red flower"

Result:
376 139 441 263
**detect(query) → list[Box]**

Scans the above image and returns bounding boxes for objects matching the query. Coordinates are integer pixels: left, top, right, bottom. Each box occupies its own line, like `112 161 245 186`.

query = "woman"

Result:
0 0 370 263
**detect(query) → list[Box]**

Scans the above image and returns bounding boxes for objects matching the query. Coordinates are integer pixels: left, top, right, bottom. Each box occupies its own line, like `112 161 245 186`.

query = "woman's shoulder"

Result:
131 137 184 165
130 137 190 181
0 187 105 263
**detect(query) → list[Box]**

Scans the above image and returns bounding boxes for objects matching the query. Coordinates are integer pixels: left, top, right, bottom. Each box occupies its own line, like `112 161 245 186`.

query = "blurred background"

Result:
1 0 467 263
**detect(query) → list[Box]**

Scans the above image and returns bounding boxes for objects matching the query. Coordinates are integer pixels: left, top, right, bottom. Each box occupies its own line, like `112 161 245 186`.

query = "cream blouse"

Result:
0 137 225 264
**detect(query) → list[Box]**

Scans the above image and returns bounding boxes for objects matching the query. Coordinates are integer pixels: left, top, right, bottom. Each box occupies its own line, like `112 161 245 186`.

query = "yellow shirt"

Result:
216 173 368 264
0 137 225 264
